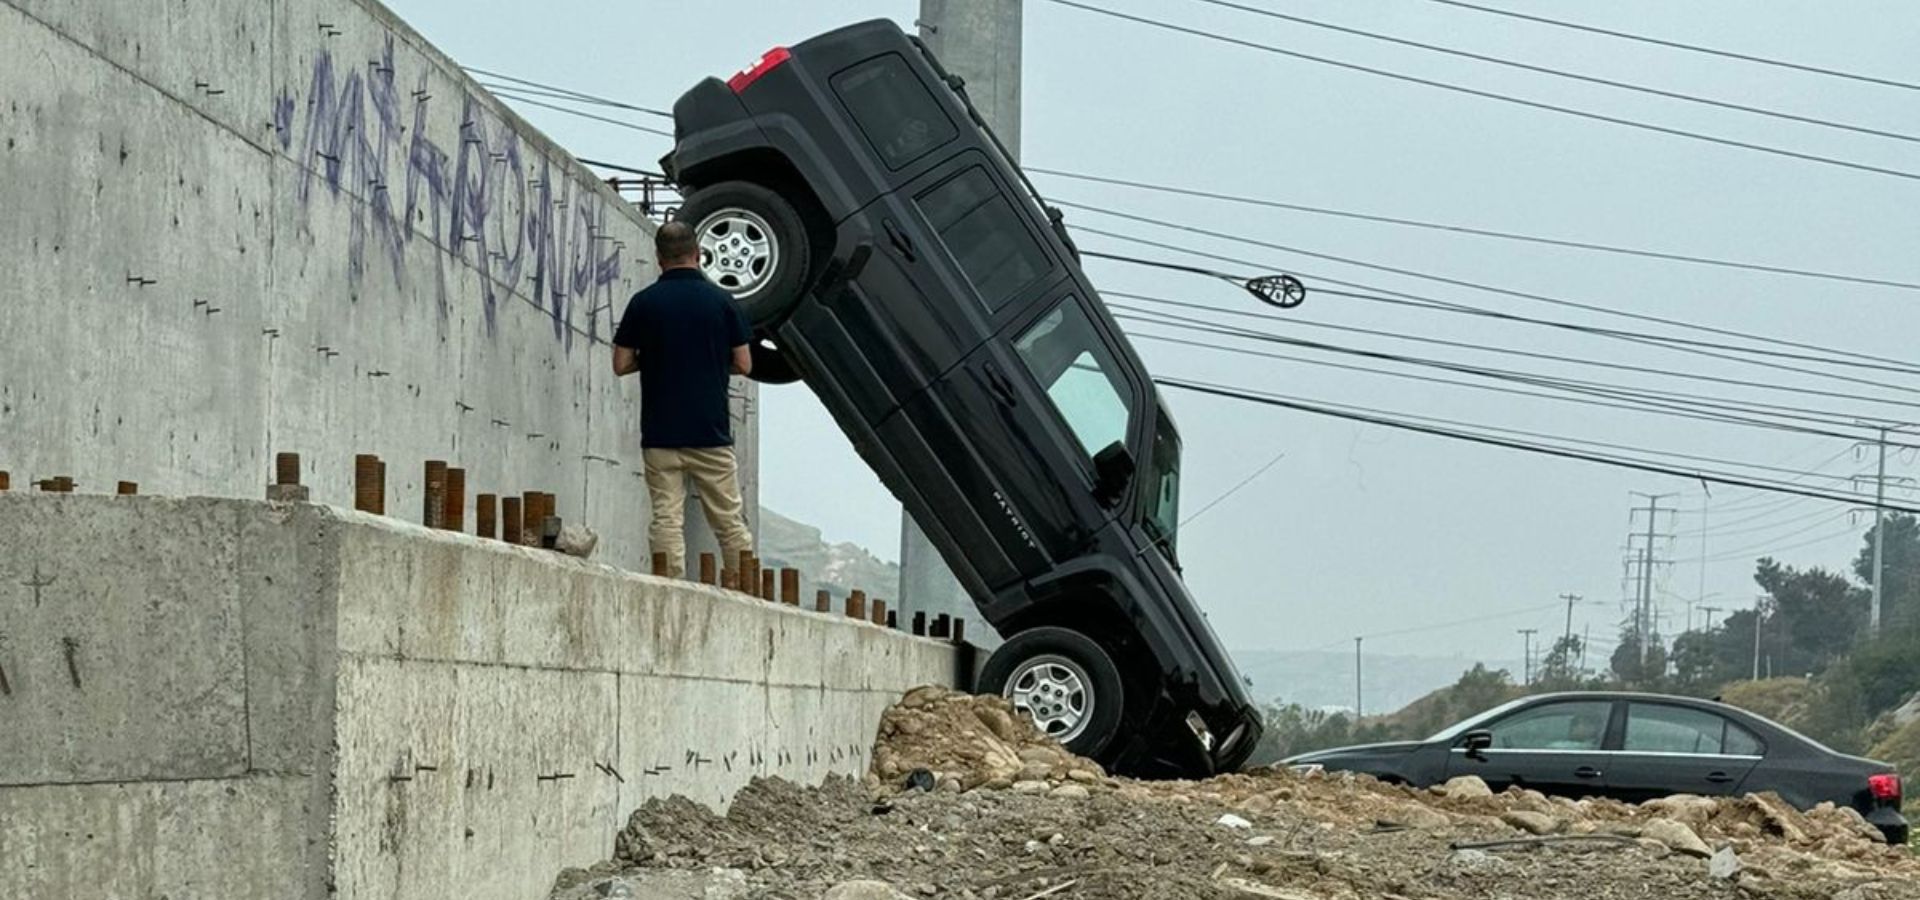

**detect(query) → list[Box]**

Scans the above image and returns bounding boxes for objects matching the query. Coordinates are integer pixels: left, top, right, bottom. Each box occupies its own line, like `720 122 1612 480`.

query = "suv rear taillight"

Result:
1869 773 1902 803
727 47 791 93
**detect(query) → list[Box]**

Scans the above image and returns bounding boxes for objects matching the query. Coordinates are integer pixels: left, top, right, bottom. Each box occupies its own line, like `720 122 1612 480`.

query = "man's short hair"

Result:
657 221 698 262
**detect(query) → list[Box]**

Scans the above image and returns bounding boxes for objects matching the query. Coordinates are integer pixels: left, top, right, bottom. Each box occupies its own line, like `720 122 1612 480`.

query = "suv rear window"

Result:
831 54 957 169
918 167 1051 312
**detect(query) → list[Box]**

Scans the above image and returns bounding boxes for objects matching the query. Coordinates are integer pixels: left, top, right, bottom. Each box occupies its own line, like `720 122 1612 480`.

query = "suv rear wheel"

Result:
981 627 1125 759
677 180 813 328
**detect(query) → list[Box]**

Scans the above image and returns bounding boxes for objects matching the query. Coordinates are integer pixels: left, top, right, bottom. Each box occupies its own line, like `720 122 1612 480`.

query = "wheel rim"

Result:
1004 654 1094 744
694 208 778 300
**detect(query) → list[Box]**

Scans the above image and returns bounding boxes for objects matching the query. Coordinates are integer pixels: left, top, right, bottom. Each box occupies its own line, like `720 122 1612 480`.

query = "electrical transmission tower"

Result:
1625 492 1678 668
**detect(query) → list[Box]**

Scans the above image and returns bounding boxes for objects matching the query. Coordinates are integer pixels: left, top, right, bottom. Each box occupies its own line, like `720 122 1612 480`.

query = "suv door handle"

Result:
1705 771 1734 784
983 362 1018 407
882 220 916 262
1574 766 1603 779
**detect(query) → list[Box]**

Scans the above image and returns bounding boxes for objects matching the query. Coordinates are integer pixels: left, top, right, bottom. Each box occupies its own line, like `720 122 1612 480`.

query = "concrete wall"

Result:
0 494 954 900
0 0 757 572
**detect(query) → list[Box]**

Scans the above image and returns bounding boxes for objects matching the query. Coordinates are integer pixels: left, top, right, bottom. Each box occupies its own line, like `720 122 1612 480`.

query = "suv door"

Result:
876 287 1142 594
1606 702 1765 802
1445 699 1618 798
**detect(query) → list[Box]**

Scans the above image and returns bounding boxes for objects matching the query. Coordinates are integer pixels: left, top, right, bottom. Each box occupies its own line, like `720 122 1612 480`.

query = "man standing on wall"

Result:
612 221 755 579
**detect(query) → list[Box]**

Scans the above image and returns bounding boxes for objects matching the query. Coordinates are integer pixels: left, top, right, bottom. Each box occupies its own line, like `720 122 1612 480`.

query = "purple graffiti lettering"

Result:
272 90 295 151
404 71 451 320
451 93 497 332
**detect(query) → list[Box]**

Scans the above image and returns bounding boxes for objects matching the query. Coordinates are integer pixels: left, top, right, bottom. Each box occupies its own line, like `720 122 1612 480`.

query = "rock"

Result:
1216 879 1323 899
1388 804 1452 830
1010 780 1049 794
1446 849 1508 871
1017 747 1060 765
1644 794 1719 829
1641 819 1712 858
1508 788 1556 814
1049 784 1090 800
937 777 962 793
1708 846 1742 880
1067 769 1098 783
901 686 945 710
1016 762 1052 782
1501 810 1559 835
1440 776 1493 800
823 880 916 900
1216 813 1254 829
1237 794 1275 815
552 870 749 900
976 707 1017 742
1245 835 1276 846
555 524 599 558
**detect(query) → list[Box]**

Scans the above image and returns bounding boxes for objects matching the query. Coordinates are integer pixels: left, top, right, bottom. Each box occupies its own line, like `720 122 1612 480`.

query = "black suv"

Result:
662 19 1261 775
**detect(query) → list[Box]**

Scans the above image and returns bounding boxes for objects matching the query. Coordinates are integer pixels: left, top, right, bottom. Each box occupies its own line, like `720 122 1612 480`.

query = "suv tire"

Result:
981 627 1125 759
678 181 813 328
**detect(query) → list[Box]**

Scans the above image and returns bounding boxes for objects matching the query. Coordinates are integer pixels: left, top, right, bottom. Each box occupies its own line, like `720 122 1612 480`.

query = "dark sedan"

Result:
1285 691 1908 844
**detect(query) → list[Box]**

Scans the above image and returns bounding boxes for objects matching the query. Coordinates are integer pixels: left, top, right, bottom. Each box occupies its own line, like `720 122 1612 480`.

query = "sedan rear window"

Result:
1625 703 1763 756
917 167 1051 312
831 54 957 169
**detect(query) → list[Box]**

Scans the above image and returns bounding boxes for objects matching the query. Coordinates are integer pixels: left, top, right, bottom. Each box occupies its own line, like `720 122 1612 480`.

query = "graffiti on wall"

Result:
280 36 625 347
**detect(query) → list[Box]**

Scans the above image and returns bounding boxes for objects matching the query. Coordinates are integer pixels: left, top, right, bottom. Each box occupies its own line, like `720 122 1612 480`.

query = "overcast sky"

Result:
389 0 1919 670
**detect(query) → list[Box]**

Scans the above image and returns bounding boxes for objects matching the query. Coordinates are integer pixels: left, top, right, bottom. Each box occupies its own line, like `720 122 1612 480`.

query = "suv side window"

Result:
1484 701 1612 751
1014 300 1134 459
916 166 1051 312
831 54 958 169
1625 703 1764 756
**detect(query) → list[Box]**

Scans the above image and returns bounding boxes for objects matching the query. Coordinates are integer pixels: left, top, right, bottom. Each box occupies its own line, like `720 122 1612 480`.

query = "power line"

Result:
1125 323 1909 449
1686 510 1861 563
1422 0 1920 93
1124 341 1882 486
1028 167 1920 293
1040 0 1920 183
1179 449 1288 527
1110 290 1920 418
1118 307 1920 440
466 67 675 117
1153 377 1920 514
485 88 675 138
1067 203 1920 378
1187 0 1920 145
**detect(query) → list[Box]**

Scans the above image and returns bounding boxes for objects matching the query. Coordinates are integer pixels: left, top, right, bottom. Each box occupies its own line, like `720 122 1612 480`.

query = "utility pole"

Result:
1752 596 1764 681
1869 425 1890 635
1517 628 1538 685
904 0 1023 648
1629 492 1677 667
1353 637 1363 720
1699 605 1722 632
1560 593 1580 650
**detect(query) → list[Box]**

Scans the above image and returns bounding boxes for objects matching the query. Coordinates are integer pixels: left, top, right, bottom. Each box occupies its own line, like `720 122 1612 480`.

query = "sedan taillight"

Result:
1869 773 1902 803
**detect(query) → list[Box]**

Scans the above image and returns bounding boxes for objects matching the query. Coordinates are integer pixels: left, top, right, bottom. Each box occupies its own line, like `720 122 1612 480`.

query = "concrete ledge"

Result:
0 495 955 899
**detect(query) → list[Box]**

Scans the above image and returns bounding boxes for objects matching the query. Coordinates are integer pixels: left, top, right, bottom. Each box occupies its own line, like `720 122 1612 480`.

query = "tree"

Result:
1753 559 1866 675
1852 512 1920 632
1536 635 1586 688
1669 629 1718 688
1611 625 1667 685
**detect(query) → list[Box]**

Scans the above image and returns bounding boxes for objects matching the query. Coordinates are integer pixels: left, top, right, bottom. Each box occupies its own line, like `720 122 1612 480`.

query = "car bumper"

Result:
1866 805 1909 845
1111 692 1263 778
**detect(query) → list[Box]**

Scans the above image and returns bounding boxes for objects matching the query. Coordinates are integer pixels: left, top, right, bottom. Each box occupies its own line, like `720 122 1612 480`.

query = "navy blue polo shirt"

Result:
613 268 752 448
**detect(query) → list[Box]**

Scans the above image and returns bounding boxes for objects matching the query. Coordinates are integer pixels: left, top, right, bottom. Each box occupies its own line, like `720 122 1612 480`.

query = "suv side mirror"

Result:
1462 729 1493 761
1092 442 1134 506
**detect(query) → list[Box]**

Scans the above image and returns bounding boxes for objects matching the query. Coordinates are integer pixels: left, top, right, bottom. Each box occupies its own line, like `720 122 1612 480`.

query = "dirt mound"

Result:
870 684 1107 792
553 689 1920 899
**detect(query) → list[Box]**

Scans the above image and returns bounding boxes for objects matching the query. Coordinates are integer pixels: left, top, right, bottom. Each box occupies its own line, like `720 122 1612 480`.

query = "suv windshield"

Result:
1142 403 1180 561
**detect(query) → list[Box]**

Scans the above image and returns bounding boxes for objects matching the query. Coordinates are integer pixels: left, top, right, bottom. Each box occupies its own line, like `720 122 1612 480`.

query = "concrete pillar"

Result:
900 0 1022 650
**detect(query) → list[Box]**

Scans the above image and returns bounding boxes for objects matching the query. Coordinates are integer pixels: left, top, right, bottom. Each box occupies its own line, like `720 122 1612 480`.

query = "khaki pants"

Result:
643 446 754 579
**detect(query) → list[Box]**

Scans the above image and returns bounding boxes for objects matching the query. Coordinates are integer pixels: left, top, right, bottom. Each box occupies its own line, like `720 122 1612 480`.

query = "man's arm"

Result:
612 344 640 377
731 343 752 376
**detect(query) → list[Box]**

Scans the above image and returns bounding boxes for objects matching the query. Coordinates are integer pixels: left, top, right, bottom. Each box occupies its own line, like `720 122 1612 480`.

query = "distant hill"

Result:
758 507 900 605
1233 649 1521 715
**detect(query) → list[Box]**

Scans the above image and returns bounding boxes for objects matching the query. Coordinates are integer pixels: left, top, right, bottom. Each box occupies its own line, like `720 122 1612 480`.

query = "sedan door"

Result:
1445 699 1618 799
1603 701 1766 802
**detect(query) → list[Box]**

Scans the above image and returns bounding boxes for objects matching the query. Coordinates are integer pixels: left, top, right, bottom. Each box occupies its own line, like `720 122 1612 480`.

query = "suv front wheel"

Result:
981 627 1125 760
678 180 813 328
